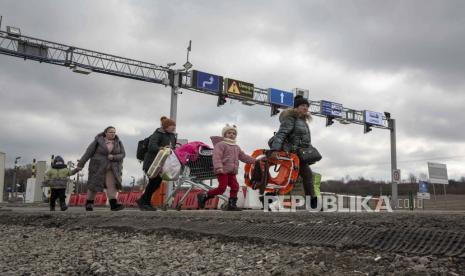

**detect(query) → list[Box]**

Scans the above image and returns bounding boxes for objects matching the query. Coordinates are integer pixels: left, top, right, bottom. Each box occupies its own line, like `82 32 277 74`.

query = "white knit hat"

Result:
222 124 237 137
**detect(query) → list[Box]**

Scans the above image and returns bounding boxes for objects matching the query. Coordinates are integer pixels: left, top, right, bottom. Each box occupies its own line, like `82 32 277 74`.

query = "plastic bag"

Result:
161 152 181 181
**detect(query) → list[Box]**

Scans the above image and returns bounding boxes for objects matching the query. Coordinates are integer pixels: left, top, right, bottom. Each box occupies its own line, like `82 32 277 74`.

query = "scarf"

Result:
223 138 236 145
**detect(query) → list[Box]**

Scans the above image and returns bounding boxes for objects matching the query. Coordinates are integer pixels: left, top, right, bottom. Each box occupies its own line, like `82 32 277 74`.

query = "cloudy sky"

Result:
1 0 464 185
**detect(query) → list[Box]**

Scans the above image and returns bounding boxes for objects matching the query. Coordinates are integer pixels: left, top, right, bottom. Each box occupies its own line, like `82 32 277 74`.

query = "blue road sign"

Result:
268 88 294 107
419 181 429 193
192 70 223 94
321 100 343 117
364 110 384 126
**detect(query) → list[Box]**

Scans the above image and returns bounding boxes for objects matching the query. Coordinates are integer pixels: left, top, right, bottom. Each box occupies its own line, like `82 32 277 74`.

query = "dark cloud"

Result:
1 0 464 182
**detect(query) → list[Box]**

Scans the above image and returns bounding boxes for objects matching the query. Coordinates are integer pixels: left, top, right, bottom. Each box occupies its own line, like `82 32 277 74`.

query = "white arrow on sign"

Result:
202 76 214 88
280 92 284 103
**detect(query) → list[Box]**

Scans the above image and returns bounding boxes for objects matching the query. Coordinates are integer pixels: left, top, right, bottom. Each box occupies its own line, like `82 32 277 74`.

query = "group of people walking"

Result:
46 95 318 212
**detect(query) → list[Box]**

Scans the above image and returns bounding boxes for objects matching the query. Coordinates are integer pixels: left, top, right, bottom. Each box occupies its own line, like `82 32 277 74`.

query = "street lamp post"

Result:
12 156 21 200
131 176 135 191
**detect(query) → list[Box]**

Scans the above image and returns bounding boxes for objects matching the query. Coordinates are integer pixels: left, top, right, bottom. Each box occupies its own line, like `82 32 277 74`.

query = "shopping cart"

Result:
162 148 228 210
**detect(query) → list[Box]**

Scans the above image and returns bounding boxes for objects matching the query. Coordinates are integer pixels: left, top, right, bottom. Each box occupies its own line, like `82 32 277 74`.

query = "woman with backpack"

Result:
77 126 126 211
270 95 321 209
136 116 177 211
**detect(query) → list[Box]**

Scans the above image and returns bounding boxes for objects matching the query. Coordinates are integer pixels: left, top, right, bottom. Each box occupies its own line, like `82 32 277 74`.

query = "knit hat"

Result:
222 124 237 137
294 95 310 108
161 117 176 129
52 156 67 169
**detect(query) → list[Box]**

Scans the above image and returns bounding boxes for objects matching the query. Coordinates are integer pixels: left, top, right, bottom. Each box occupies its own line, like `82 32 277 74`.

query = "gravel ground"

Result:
0 224 464 276
0 208 464 275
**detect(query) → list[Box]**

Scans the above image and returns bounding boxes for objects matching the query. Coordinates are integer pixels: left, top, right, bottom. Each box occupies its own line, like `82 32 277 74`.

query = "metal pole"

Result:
169 71 179 121
12 166 17 200
77 172 80 193
390 119 398 208
443 184 447 209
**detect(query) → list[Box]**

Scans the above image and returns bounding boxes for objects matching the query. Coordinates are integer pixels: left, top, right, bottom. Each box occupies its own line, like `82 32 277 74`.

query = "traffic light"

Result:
217 94 227 106
326 116 334 127
31 158 36 178
71 181 77 193
270 105 280 116
364 123 372 134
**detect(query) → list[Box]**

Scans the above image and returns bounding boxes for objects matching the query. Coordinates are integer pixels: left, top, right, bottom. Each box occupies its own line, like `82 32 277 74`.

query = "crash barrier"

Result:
169 186 248 210
94 192 108 206
67 182 166 208
117 192 129 206
69 193 78 206
77 193 87 206
69 191 143 207
116 191 143 207
126 191 141 207
69 192 105 206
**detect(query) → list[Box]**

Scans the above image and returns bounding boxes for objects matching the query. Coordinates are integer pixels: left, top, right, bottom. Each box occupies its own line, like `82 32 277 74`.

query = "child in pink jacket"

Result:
198 124 256 211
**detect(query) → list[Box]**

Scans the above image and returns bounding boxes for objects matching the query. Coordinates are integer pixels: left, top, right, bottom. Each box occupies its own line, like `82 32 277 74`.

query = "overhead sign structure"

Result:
392 169 401 184
268 88 294 107
364 110 384 126
225 78 254 99
428 162 449 185
321 100 343 118
191 70 223 94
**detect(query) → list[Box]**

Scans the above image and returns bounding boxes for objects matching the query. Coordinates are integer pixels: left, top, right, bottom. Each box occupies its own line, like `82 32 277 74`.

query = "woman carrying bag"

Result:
270 95 322 209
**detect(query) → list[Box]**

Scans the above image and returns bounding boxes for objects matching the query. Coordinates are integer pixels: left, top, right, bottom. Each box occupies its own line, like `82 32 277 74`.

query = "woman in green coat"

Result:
270 95 319 208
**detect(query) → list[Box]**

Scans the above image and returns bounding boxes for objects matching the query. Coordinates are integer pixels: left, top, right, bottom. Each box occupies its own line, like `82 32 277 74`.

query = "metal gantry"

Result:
0 30 170 83
0 27 398 207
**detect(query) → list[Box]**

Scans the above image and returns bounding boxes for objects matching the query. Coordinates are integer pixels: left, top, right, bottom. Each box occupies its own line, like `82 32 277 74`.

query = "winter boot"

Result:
231 197 242 211
85 200 94 211
109 199 124 211
60 200 68 211
197 193 213 209
310 196 317 209
135 198 156 211
225 198 241 211
50 198 56 211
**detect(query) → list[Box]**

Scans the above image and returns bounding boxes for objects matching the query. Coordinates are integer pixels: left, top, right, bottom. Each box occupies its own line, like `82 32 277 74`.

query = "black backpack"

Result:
136 136 150 162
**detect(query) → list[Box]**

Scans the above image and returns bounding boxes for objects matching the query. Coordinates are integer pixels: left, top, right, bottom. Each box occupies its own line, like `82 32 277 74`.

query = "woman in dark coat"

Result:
270 95 318 208
77 126 125 211
137 117 177 211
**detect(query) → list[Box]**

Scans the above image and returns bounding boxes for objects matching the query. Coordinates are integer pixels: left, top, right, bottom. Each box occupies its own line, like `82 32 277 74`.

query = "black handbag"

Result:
296 145 322 165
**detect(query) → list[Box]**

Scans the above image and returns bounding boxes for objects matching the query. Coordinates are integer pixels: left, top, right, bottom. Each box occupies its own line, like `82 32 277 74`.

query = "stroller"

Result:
162 145 228 211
